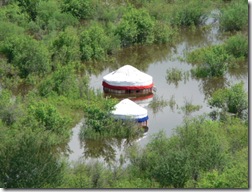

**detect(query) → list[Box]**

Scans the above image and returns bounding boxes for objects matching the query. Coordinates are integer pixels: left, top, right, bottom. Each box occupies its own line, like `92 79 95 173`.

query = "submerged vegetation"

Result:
0 0 248 189
187 33 248 78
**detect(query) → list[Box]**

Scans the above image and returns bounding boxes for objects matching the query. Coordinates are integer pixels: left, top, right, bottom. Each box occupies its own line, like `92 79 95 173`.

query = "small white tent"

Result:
111 99 148 123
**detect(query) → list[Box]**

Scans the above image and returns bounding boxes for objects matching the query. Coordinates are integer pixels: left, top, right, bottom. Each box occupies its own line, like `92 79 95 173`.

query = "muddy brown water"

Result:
67 18 248 164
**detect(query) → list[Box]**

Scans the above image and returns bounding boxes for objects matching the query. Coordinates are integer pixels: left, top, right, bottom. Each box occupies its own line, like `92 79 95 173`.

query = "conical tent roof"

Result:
111 99 148 122
103 65 153 88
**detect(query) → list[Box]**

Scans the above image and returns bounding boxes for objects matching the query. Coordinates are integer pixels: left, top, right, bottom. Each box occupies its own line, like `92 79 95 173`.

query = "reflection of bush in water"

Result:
180 99 202 115
149 95 179 114
166 68 190 87
79 122 147 163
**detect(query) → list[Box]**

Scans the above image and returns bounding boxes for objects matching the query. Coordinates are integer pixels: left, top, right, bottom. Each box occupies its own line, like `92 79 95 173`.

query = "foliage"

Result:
166 68 182 86
27 101 71 137
116 6 154 46
61 0 95 20
81 95 144 140
51 26 80 65
14 0 40 21
0 35 51 78
128 116 230 188
196 147 248 188
219 0 248 31
0 3 29 28
35 0 78 33
153 21 178 44
0 128 66 188
0 89 22 126
170 0 207 26
180 99 202 115
208 82 248 116
80 23 112 61
0 0 249 189
0 21 25 42
224 33 248 59
38 65 88 99
148 96 168 114
189 45 229 77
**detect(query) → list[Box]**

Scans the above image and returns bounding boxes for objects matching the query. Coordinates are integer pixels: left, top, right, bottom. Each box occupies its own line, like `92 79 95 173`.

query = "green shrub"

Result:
170 0 207 26
0 21 25 42
28 101 71 137
0 3 29 28
51 26 80 64
61 0 95 20
13 0 40 21
128 117 229 188
0 35 51 78
224 33 248 58
190 45 229 77
116 6 154 46
35 0 78 32
80 23 112 61
0 128 66 188
219 1 248 31
38 65 81 99
208 82 248 116
153 21 178 44
81 97 144 140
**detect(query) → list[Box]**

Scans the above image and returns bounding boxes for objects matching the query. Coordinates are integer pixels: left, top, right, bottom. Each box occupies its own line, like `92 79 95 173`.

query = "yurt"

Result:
111 99 148 127
102 65 153 95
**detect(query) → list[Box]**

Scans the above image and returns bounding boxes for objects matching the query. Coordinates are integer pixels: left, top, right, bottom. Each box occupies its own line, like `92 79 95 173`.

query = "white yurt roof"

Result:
111 99 148 122
103 65 153 87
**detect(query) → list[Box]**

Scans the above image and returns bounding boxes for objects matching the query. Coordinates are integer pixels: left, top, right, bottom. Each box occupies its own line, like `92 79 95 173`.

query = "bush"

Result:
219 0 248 31
208 82 248 116
128 117 229 188
51 26 80 64
0 128 66 188
35 0 78 32
0 35 51 78
80 23 111 61
224 33 248 58
13 0 39 21
0 21 25 41
153 21 178 44
190 45 229 77
116 6 154 46
81 97 144 140
170 0 207 26
61 0 94 20
27 101 71 139
0 3 29 28
38 65 81 99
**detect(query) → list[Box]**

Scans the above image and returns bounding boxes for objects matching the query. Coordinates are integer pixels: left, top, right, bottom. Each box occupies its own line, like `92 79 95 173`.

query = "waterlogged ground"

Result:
67 16 248 163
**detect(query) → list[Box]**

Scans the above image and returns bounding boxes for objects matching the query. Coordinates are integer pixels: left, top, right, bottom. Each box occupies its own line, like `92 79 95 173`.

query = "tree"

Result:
116 6 154 46
61 0 94 20
128 116 229 188
35 0 78 32
80 23 110 61
219 0 248 31
38 65 81 99
0 128 66 188
208 82 248 117
51 26 80 64
0 35 51 78
197 147 248 188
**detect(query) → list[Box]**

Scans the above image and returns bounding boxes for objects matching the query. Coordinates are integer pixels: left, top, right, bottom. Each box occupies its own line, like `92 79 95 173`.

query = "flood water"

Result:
67 16 248 164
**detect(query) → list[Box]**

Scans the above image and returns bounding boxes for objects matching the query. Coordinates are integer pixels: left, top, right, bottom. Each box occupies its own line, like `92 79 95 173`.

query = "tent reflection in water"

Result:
102 65 154 95
111 99 149 127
